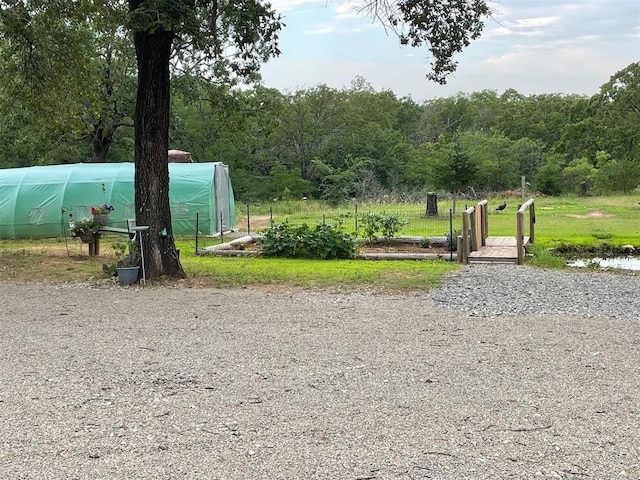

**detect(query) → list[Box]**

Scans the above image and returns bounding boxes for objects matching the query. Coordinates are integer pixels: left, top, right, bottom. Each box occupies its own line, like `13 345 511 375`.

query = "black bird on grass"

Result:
495 202 507 212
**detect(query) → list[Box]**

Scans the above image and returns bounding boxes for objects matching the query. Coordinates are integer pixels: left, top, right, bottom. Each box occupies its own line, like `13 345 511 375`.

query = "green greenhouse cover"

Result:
0 162 235 239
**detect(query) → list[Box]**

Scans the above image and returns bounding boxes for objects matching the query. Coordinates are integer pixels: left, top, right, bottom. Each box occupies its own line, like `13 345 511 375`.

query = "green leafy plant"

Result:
379 213 409 244
102 240 141 276
258 221 355 259
360 212 383 242
525 244 566 269
359 212 408 245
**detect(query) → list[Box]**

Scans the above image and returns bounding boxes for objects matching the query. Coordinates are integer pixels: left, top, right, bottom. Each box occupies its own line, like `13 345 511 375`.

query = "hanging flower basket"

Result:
70 219 102 241
91 204 114 225
80 233 95 243
93 213 110 226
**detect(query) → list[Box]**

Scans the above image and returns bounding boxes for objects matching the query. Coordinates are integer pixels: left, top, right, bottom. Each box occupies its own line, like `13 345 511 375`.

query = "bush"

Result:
258 221 356 259
359 212 409 244
360 212 383 242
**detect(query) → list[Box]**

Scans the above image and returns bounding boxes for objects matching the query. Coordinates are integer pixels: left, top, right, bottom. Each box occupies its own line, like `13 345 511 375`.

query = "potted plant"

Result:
91 204 114 225
103 241 141 285
69 218 103 243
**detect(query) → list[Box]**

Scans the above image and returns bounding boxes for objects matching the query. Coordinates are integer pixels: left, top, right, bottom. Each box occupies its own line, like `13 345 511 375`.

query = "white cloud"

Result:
576 35 602 42
334 2 362 19
269 0 324 12
515 16 557 28
481 26 513 39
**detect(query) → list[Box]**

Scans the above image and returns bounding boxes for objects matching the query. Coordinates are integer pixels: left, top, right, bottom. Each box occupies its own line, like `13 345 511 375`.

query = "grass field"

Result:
241 195 640 247
1 195 639 289
479 195 640 247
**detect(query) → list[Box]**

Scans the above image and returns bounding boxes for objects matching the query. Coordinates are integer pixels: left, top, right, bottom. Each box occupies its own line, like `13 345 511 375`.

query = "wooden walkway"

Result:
459 199 535 265
467 236 530 264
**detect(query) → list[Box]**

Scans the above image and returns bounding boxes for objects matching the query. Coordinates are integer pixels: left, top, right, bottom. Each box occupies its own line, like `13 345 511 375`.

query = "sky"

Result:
259 0 640 101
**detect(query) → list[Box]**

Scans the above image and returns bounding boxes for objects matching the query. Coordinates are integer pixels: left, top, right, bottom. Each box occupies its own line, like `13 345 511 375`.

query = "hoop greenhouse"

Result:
0 162 235 239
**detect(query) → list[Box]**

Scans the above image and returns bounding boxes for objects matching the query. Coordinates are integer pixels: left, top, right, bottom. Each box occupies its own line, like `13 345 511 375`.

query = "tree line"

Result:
1 62 638 203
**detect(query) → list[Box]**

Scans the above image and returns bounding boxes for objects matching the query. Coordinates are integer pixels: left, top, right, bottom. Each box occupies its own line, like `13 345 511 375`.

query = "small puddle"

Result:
567 257 640 271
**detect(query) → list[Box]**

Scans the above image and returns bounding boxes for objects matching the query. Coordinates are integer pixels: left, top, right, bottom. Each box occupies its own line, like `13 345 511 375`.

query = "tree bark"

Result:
425 192 438 217
131 12 185 279
91 120 112 163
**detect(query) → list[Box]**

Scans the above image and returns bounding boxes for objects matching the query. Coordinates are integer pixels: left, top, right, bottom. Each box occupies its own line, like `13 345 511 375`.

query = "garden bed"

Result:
199 235 456 260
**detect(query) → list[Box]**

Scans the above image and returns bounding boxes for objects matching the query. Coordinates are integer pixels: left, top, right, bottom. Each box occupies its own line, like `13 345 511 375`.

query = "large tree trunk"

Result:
131 16 185 279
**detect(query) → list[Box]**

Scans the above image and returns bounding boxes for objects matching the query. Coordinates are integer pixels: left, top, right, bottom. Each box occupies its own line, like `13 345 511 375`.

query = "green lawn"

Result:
483 195 640 247
0 235 459 292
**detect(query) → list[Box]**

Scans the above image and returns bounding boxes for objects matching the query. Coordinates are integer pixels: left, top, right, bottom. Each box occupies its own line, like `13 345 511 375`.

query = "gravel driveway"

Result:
1 265 639 479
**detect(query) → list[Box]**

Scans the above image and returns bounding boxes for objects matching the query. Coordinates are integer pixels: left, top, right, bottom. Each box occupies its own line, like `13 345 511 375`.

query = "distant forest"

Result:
1 61 638 203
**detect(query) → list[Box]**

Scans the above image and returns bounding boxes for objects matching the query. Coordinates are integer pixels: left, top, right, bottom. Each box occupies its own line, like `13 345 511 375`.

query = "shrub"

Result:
258 221 356 259
379 212 409 243
360 212 383 242
359 212 409 244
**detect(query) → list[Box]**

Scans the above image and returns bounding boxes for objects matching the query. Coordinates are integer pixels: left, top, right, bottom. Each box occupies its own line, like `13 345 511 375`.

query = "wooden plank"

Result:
469 246 517 259
468 247 518 263
484 236 530 247
486 236 516 247
468 235 520 264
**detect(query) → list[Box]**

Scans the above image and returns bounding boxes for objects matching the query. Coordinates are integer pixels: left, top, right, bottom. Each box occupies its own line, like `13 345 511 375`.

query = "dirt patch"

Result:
564 210 615 219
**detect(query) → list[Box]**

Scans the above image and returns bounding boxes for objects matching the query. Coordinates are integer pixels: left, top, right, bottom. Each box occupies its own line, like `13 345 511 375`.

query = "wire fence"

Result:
195 199 465 251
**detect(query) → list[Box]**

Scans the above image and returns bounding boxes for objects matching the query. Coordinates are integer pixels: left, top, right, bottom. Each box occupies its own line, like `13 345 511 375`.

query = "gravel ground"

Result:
1 265 639 479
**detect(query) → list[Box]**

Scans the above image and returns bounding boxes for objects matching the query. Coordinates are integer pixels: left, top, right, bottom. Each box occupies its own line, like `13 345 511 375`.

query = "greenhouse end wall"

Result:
0 162 235 239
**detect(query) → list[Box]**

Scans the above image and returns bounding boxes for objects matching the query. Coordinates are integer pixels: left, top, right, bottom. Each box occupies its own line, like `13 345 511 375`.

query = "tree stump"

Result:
426 192 438 217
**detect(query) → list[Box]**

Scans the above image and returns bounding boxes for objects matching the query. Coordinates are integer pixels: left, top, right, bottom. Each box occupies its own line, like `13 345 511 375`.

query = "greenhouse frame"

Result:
0 162 235 239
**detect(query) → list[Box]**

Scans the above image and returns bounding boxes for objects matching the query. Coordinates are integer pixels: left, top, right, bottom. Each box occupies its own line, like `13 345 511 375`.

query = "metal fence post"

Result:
195 212 199 254
219 210 224 243
449 208 453 261
246 202 251 235
355 204 358 237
